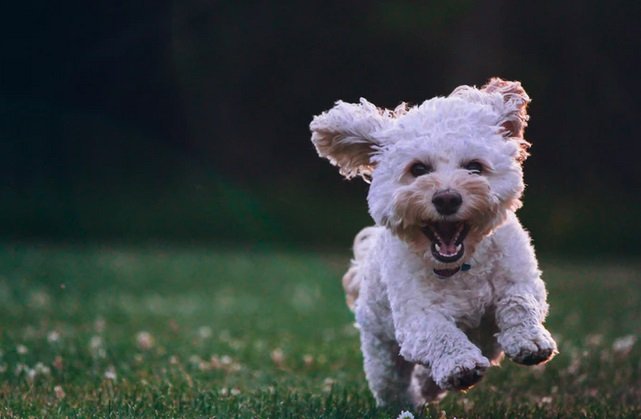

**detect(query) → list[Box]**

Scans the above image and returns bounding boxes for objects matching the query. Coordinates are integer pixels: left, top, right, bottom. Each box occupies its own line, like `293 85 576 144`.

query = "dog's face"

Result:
367 110 525 276
311 78 531 276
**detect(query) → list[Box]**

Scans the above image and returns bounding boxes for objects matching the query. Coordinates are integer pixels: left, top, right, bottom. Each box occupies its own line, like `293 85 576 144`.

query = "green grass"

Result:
1 243 640 417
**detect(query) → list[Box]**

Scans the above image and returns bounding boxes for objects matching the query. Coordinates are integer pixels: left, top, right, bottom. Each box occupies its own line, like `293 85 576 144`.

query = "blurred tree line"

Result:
1 1 639 253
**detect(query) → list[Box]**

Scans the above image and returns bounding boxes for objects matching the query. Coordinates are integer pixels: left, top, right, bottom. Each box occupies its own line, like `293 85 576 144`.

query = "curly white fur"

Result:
310 78 557 407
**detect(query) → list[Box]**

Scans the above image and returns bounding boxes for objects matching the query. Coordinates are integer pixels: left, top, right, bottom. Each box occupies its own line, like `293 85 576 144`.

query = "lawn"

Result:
1 243 640 418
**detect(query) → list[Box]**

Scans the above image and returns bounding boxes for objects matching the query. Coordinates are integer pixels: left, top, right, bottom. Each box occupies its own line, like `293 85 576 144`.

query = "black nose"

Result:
432 189 462 215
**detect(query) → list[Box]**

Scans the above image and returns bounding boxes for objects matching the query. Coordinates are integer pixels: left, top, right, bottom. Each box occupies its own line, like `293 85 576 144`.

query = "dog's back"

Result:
342 226 382 310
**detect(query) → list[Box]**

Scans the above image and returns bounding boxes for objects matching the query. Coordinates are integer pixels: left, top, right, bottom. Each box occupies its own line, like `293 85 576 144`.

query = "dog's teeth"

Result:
435 243 441 252
453 225 461 240
456 244 462 252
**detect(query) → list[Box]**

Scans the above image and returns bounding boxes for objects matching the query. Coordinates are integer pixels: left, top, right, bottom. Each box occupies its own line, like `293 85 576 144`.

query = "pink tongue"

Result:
439 243 458 255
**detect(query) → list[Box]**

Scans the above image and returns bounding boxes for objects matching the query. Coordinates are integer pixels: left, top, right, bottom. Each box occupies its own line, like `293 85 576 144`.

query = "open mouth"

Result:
421 221 470 264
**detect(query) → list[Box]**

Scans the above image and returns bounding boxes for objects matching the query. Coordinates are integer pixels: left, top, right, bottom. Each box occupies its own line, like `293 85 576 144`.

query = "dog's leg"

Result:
360 330 414 407
382 255 491 392
492 219 558 365
394 311 491 391
409 364 446 407
495 293 557 365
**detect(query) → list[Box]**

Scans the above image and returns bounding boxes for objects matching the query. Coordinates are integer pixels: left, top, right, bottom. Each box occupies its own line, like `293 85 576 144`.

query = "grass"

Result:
0 243 640 418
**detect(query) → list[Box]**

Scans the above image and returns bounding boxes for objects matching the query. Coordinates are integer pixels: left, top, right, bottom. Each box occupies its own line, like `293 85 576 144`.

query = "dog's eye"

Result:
464 161 484 174
410 162 432 177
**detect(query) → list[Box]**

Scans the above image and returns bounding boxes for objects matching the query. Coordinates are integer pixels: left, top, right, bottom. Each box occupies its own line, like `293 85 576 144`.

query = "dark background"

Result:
2 1 640 254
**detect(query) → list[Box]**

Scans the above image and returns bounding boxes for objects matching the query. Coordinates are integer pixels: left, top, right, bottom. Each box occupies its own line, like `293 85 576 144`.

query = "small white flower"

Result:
270 348 284 366
16 344 28 355
89 336 103 351
104 366 117 381
54 385 66 399
136 331 155 351
35 362 51 375
397 411 415 419
197 326 212 339
47 331 61 344
612 335 636 355
323 377 335 392
89 336 106 358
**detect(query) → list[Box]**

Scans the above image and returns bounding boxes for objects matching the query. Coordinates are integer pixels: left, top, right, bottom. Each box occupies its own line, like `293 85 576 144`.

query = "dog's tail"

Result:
342 226 381 311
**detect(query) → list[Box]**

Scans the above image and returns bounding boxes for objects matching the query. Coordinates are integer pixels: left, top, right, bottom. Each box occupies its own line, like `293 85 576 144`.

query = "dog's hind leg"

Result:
409 364 447 407
343 226 382 310
360 331 414 407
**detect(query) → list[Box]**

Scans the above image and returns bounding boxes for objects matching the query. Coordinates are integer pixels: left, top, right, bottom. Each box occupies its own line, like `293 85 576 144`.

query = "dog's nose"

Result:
432 190 462 215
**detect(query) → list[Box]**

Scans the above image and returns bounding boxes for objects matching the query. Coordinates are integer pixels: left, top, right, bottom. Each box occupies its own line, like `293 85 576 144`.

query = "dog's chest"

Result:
427 272 496 329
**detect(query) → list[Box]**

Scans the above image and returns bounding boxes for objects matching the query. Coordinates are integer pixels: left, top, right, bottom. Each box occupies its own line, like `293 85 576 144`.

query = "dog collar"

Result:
434 263 471 278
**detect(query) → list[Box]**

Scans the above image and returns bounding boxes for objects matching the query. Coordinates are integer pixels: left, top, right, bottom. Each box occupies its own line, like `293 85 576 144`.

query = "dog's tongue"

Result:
438 242 459 255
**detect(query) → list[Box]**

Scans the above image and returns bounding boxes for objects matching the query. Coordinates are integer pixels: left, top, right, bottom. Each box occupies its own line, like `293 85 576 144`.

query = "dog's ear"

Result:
481 78 531 161
481 78 530 139
451 78 532 161
310 98 392 180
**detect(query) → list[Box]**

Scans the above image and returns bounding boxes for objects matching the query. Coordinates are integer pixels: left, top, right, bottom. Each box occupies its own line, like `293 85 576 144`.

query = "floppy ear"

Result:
451 77 532 161
310 98 391 180
481 77 530 139
481 78 531 161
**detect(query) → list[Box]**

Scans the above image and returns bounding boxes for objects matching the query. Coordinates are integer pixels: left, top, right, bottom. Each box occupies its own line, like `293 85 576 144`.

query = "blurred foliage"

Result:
1 1 640 253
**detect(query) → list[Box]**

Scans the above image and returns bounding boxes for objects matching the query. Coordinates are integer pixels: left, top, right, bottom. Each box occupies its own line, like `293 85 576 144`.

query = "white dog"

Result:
310 78 557 407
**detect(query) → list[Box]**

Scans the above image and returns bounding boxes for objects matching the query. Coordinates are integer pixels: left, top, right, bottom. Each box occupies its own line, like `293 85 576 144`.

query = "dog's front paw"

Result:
498 325 558 365
432 353 490 391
